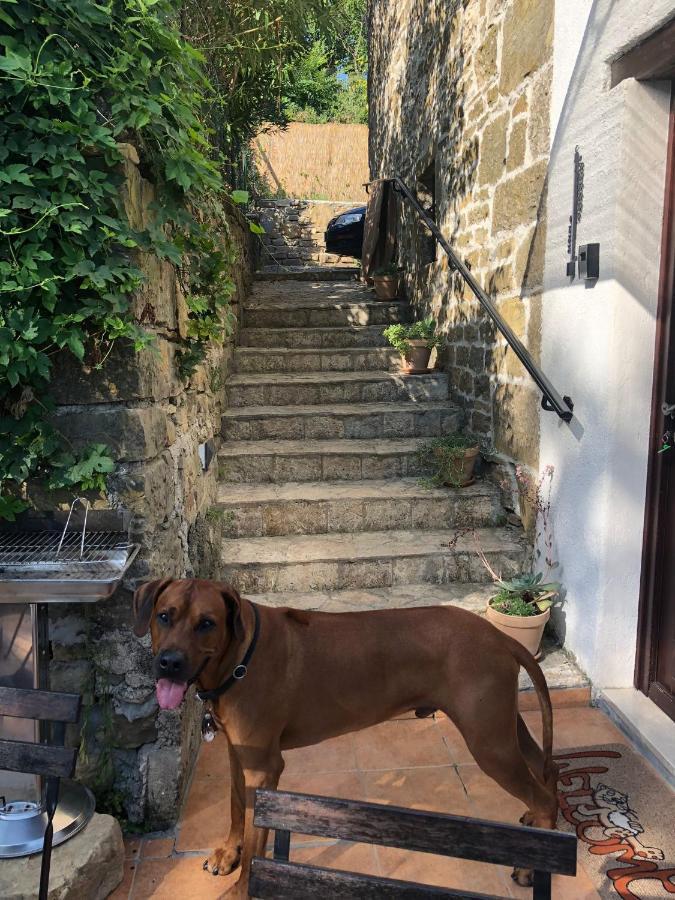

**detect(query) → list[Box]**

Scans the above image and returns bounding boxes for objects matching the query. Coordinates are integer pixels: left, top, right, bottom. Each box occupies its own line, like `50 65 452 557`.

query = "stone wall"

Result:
368 0 553 469
41 148 255 827
255 199 362 268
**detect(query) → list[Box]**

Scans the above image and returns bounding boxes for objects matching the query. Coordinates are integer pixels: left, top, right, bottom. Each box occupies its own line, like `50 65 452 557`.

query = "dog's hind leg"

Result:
445 702 558 887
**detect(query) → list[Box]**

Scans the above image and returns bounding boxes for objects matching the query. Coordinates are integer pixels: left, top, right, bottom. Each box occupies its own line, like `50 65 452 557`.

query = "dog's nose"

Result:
157 649 185 677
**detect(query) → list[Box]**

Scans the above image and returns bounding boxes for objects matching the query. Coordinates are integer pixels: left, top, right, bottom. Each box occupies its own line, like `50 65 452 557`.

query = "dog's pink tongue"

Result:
156 679 188 710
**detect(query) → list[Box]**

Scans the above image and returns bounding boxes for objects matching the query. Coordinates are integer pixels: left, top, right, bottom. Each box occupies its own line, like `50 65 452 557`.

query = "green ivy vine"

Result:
0 0 243 520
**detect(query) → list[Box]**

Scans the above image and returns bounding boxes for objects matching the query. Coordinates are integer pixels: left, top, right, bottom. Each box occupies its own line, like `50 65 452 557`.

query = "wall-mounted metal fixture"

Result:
566 146 585 278
578 243 600 281
199 439 216 472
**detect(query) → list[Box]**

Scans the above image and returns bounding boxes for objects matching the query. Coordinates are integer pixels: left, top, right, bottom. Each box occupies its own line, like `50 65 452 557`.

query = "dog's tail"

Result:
509 638 554 785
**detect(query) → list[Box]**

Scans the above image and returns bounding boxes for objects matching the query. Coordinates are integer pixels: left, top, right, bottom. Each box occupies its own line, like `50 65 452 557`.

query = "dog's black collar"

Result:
195 602 260 703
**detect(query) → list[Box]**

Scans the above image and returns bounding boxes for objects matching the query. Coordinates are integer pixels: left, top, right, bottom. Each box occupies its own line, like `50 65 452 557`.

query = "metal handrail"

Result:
375 177 574 423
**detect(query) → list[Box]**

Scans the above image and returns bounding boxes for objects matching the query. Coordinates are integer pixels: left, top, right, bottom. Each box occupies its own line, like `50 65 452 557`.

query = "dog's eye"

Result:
196 618 215 632
157 611 170 625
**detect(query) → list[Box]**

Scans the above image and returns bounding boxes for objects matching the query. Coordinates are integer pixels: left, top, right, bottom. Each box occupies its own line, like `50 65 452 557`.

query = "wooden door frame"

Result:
635 84 675 710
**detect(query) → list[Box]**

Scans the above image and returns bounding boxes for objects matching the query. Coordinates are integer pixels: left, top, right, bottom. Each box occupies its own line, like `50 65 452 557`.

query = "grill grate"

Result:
0 531 128 567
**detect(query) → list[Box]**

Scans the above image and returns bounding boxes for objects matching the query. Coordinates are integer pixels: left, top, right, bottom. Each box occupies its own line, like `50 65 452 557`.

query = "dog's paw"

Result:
511 866 533 887
203 843 242 876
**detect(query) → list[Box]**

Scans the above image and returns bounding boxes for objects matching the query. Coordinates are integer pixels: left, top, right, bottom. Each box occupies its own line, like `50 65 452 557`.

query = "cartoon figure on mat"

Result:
576 783 665 861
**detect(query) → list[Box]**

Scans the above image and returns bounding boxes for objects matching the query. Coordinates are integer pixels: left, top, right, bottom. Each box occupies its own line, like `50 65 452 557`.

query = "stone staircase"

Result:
217 275 588 695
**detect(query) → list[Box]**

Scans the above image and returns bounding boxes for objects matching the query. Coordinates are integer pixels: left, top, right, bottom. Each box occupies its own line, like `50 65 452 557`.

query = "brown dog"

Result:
133 578 559 898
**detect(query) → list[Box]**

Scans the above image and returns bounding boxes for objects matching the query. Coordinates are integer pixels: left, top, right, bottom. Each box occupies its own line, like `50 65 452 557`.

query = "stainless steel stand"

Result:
0 504 138 858
0 603 95 858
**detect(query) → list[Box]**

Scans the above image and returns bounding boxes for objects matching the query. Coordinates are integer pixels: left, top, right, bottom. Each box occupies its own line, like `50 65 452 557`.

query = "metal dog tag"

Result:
201 711 217 742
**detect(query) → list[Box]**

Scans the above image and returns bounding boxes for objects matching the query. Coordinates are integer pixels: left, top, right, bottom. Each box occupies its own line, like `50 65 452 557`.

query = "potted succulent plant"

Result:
372 263 400 300
417 434 481 487
484 572 561 659
383 317 442 373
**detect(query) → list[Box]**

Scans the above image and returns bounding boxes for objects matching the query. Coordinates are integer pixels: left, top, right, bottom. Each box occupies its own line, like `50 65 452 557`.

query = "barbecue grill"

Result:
0 500 139 857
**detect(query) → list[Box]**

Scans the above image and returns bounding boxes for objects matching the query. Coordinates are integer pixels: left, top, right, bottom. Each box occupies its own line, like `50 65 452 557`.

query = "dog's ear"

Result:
219 582 245 642
132 578 173 637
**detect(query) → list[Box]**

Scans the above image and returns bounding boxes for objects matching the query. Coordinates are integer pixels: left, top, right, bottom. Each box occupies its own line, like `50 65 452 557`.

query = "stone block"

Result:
362 454 405 480
507 119 527 171
53 406 170 462
327 500 366 533
500 0 553 95
322 454 362 481
475 26 498 83
0 813 124 900
514 222 547 293
493 382 540 468
492 160 547 234
263 502 325 536
50 338 179 404
528 70 552 157
497 297 526 337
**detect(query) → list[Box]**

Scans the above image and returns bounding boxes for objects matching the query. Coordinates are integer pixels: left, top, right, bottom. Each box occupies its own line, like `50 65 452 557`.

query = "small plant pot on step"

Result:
434 445 480 487
373 274 399 300
400 339 432 374
485 599 550 660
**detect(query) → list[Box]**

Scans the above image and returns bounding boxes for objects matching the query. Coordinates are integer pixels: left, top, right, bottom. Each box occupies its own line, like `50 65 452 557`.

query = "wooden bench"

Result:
250 789 577 899
0 685 81 900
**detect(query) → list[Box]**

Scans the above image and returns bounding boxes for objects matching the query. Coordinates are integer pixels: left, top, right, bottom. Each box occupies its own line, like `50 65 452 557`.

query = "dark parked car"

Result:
324 206 366 259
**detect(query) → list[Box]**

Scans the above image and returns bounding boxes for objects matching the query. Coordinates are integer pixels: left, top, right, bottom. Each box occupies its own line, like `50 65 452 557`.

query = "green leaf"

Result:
231 190 249 205
248 220 265 235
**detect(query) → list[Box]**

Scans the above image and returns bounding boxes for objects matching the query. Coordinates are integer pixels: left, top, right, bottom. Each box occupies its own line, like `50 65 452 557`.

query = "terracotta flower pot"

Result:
400 339 432 374
373 274 399 300
434 445 480 487
485 599 550 659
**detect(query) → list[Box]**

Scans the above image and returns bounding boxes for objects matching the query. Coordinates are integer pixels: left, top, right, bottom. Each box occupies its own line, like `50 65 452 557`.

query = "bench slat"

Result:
0 739 77 779
254 790 576 876
249 857 505 899
0 686 81 723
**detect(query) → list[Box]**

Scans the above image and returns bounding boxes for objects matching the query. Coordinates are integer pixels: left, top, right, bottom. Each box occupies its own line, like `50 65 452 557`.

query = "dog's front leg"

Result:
204 739 245 876
223 746 284 898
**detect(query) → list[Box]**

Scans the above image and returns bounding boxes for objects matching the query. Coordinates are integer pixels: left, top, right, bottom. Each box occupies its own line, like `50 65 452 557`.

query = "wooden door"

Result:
637 87 675 720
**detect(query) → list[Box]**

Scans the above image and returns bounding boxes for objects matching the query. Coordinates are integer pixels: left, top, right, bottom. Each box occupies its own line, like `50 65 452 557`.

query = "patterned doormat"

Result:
555 745 675 898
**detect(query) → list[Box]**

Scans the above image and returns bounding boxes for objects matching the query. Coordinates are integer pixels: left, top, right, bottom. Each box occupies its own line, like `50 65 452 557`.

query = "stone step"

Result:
221 400 461 441
244 585 588 696
225 371 448 408
220 527 526 594
218 437 432 483
215 479 503 538
243 299 408 329
255 265 360 281
233 346 401 374
238 325 390 349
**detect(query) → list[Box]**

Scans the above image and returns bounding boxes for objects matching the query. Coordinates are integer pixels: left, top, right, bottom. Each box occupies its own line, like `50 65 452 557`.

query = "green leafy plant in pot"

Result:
383 317 442 373
476 466 561 658
484 572 561 660
417 434 481 488
372 263 400 300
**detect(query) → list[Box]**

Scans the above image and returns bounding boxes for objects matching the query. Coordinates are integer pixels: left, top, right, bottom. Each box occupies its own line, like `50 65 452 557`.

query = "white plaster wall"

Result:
541 0 673 688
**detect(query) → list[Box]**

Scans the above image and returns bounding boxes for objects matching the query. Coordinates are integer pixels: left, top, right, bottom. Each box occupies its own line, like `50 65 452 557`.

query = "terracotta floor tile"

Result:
193 734 231 783
175 774 231 853
353 718 452 770
507 861 601 899
290 840 380 876
376 845 514 896
435 715 477 765
457 764 528 824
522 706 628 751
362 766 470 815
277 770 366 845
282 731 358 775
108 858 137 900
130 856 232 899
140 836 175 859
124 836 142 860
